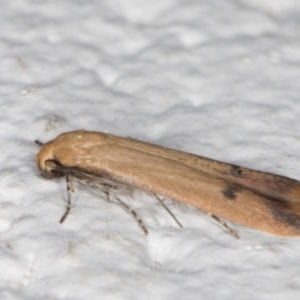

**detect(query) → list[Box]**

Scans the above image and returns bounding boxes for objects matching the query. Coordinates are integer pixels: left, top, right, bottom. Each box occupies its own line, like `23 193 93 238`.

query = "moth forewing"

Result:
36 130 300 237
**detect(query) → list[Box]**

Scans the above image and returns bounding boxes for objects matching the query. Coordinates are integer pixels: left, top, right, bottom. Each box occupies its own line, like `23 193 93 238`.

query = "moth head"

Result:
36 141 65 179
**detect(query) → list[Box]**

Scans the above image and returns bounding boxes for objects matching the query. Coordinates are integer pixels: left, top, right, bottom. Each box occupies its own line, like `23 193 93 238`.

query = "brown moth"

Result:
36 130 300 237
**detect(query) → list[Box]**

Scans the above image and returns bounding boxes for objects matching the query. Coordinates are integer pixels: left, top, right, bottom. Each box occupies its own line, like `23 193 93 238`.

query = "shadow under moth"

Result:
36 130 300 238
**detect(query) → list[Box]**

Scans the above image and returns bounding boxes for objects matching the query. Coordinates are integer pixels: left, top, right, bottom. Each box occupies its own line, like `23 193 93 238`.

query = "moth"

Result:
36 130 300 237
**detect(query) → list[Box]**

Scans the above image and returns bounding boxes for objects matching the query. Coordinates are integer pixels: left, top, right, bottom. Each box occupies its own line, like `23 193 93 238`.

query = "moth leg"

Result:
210 214 239 239
60 174 74 224
103 190 111 203
115 197 148 235
125 186 134 200
173 200 180 212
154 195 183 228
159 194 180 212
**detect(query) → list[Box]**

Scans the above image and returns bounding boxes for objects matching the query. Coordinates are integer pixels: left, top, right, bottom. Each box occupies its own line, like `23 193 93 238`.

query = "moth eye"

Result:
44 160 65 179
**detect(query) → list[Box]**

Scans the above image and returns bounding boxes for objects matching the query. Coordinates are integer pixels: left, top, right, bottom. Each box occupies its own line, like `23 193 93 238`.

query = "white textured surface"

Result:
1 1 300 299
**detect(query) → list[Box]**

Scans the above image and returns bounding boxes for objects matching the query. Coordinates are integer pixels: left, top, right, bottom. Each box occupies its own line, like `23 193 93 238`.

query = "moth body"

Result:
36 130 300 237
